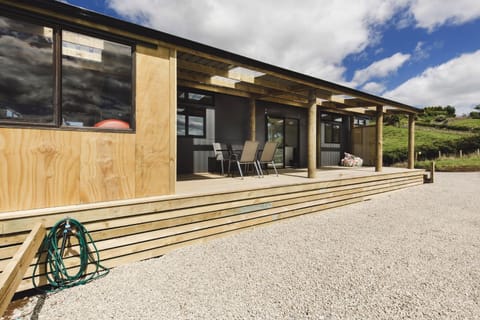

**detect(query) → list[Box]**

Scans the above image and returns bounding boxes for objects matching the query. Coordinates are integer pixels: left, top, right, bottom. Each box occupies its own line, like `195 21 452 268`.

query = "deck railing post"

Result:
408 114 415 169
375 105 384 172
307 90 317 178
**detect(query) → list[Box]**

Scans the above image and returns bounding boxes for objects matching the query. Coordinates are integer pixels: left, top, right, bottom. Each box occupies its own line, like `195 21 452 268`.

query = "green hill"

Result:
383 117 480 167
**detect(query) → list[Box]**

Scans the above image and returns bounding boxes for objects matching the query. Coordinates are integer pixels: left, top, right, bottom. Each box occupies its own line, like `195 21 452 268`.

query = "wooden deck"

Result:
177 166 421 195
0 166 425 294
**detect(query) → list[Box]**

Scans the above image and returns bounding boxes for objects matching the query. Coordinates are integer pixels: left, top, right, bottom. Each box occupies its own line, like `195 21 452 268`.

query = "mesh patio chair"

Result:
212 142 226 175
257 141 279 177
229 140 261 178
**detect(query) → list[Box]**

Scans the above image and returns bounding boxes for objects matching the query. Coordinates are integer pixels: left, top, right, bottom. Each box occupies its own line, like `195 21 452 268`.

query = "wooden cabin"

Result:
0 0 423 298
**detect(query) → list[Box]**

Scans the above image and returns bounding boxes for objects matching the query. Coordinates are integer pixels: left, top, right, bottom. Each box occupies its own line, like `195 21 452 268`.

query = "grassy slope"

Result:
447 118 480 130
383 117 480 170
416 154 480 171
383 125 473 163
384 114 480 171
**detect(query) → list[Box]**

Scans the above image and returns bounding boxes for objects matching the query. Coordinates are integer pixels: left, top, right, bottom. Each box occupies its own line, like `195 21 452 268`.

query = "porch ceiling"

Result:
177 51 420 116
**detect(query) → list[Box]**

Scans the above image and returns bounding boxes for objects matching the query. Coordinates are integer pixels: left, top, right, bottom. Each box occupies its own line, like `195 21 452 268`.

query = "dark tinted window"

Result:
62 31 132 128
178 88 214 106
177 105 206 137
0 16 54 123
324 122 341 144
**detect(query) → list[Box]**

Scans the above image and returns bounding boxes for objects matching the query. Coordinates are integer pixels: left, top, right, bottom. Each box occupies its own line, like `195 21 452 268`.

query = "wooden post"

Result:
375 105 383 172
349 115 355 154
430 161 435 183
307 90 317 178
249 98 256 141
407 114 415 169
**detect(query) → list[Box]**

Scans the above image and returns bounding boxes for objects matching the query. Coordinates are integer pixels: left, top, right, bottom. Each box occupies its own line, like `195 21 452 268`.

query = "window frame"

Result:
323 122 341 144
0 11 136 132
177 105 207 138
176 88 213 138
321 112 342 144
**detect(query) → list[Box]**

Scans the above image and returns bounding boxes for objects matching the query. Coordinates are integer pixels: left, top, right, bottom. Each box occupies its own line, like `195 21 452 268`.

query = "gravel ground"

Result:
22 173 480 319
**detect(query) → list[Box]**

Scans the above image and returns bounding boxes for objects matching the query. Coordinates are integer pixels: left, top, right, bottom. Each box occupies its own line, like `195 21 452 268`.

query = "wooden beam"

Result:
258 96 306 108
343 98 375 108
190 74 308 104
178 51 347 96
178 59 310 102
178 71 270 95
178 80 252 98
178 80 309 109
307 90 317 178
319 101 372 116
375 105 384 172
0 223 45 317
408 114 415 169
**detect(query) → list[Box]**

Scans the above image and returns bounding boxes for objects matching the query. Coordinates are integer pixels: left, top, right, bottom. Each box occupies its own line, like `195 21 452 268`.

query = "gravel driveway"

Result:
33 172 480 319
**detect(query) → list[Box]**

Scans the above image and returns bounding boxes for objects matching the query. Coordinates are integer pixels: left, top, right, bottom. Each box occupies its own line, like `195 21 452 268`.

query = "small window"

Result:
177 105 206 137
321 113 342 123
178 89 214 106
324 123 341 144
177 88 212 137
354 117 369 127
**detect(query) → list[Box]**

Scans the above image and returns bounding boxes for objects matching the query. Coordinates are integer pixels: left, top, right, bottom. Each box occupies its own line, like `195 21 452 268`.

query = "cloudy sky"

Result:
65 0 480 115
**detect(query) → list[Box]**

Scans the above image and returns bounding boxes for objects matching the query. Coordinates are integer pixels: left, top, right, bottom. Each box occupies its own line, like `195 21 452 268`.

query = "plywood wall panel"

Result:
80 133 136 203
0 44 176 213
135 46 175 197
0 129 80 212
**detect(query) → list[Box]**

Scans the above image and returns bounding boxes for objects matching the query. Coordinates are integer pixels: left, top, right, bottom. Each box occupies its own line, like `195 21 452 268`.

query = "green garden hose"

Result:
33 218 109 291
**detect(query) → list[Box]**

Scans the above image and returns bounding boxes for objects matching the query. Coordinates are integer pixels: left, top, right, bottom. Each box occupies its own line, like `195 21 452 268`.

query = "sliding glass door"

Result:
266 116 299 168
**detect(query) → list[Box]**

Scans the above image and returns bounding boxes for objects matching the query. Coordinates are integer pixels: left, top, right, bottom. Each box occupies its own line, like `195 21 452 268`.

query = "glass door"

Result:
285 118 299 167
266 116 299 168
267 116 284 167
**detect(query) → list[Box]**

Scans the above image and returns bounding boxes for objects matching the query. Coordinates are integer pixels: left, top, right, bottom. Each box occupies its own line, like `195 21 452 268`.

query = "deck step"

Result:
0 171 424 293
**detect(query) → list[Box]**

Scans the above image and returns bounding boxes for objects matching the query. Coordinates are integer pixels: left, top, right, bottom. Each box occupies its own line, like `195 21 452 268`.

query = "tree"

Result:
445 105 456 117
470 111 480 119
469 105 480 118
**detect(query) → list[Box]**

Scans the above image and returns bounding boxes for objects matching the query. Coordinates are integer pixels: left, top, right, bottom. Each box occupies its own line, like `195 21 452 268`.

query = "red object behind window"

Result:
94 119 130 129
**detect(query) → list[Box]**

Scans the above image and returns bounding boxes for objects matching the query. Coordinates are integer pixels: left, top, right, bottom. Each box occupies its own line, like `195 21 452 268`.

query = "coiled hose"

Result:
33 218 109 291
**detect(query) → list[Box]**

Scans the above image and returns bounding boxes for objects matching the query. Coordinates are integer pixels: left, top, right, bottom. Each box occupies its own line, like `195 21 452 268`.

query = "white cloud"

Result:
384 50 480 115
106 0 409 82
362 82 387 95
408 0 480 31
351 52 411 86
413 41 429 61
105 0 480 112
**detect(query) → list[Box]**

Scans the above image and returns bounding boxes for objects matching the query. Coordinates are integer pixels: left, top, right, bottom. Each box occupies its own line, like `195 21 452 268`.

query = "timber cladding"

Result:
0 170 425 294
0 44 176 213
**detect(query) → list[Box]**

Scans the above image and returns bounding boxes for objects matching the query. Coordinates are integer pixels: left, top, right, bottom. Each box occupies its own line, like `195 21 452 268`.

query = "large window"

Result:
0 14 133 130
177 89 213 138
0 16 55 123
